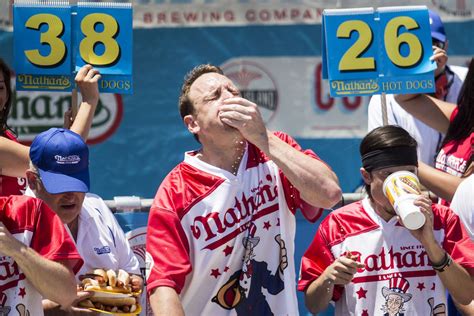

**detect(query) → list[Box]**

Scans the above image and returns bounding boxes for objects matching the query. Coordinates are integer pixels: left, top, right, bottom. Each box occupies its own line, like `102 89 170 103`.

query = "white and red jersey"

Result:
0 195 83 315
146 132 325 316
298 198 474 316
435 107 473 178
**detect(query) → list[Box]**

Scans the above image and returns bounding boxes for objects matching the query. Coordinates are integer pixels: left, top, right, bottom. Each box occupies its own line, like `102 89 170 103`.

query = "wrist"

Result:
430 252 452 272
423 241 445 264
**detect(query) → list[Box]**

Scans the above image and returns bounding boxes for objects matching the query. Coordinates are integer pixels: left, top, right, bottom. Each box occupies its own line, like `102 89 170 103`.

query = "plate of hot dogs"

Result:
78 269 141 315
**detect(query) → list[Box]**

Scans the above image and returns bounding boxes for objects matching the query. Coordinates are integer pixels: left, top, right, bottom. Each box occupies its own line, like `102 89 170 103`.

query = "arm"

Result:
411 197 474 304
219 97 341 208
418 162 468 202
304 256 365 314
0 222 77 307
394 94 455 134
69 65 101 140
149 286 185 316
0 137 29 177
264 133 341 208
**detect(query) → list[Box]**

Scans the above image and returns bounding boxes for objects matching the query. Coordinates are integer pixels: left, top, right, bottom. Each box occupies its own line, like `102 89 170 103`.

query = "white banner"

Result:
1 0 472 30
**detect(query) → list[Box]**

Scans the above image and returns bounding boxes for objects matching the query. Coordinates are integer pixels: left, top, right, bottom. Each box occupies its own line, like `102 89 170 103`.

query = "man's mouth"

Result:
61 203 76 210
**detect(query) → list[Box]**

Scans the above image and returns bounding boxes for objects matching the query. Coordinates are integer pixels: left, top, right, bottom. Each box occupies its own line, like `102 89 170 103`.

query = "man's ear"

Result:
184 114 199 135
360 168 372 185
25 170 38 190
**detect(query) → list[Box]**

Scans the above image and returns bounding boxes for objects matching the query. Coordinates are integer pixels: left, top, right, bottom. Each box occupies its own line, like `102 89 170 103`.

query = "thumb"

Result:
76 291 94 300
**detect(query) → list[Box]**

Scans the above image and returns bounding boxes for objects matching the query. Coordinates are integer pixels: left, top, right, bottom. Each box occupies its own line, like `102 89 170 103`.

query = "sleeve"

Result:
368 95 383 131
146 205 192 295
450 176 474 240
30 201 83 274
273 132 325 222
439 205 474 275
297 222 344 301
368 95 397 131
103 200 141 275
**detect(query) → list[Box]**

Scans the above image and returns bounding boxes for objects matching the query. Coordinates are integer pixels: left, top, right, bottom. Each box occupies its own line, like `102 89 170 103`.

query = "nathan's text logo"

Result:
54 155 81 165
350 246 429 273
94 246 111 255
190 175 278 243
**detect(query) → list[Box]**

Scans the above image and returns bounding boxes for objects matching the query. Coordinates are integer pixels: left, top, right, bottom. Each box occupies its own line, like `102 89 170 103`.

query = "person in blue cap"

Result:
368 9 468 167
24 128 143 314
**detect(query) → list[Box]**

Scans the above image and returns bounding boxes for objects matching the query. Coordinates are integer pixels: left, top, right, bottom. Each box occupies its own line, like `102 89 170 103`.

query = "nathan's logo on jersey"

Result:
94 246 111 255
0 257 26 292
222 61 278 124
350 246 429 273
190 174 278 249
55 155 81 165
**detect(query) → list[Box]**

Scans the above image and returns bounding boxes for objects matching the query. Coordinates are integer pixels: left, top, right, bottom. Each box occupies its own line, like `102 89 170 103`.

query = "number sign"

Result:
322 6 436 97
13 1 133 94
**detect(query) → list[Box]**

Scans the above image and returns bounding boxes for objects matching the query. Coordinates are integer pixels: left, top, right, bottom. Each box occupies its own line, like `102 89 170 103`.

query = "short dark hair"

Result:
178 64 223 119
0 58 13 136
360 125 418 198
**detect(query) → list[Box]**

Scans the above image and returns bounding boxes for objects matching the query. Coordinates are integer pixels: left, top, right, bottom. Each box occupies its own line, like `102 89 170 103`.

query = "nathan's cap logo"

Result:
54 155 81 164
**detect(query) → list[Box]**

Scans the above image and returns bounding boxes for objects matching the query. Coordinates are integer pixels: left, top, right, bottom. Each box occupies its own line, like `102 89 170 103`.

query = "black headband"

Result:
362 146 418 172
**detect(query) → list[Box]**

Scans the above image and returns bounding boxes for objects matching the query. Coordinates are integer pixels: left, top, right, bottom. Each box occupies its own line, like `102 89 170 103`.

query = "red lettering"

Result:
274 9 287 20
157 12 166 24
302 9 312 19
343 96 361 110
171 12 180 24
183 12 198 22
246 10 256 22
143 13 152 24
315 63 334 110
224 10 235 22
259 10 270 21
290 9 300 19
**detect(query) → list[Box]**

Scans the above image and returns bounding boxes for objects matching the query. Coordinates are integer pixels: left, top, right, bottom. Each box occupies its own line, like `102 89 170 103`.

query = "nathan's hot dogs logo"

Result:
8 76 123 145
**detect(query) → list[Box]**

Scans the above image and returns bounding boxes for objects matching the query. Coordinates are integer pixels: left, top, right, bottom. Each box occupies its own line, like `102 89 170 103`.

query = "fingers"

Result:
75 64 101 84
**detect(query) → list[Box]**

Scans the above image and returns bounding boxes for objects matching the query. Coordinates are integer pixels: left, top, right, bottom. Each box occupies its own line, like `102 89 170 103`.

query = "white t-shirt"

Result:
299 198 474 316
451 175 474 240
25 189 140 279
368 65 468 166
146 132 325 316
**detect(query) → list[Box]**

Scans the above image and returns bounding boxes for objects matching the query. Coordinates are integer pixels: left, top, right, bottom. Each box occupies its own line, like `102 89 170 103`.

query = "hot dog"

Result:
79 269 140 314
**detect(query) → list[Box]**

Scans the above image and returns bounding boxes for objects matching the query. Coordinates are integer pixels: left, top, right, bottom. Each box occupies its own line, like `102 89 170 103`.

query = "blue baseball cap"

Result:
429 10 446 43
30 128 90 194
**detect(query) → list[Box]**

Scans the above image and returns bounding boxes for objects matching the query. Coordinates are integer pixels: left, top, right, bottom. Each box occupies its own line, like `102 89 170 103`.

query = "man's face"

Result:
364 165 418 214
32 174 85 225
0 72 8 112
187 72 241 139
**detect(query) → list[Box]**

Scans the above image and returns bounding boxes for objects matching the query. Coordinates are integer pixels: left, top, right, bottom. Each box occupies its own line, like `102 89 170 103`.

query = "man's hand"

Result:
218 97 268 147
322 255 365 286
0 222 23 258
431 46 448 77
406 195 436 246
61 291 98 315
75 65 101 106
130 274 144 292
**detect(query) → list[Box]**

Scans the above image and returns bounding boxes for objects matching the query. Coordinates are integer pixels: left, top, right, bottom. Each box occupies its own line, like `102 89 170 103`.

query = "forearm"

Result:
0 137 29 177
394 94 453 134
418 162 463 202
70 100 97 141
150 286 185 316
304 277 334 314
263 132 341 208
424 241 474 304
10 244 76 307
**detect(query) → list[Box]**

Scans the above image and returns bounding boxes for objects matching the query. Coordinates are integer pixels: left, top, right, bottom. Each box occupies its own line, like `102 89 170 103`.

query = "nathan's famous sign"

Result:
321 6 436 97
9 87 122 145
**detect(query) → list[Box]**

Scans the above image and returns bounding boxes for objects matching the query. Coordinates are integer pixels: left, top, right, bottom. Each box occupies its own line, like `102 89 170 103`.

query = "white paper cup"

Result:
383 171 426 230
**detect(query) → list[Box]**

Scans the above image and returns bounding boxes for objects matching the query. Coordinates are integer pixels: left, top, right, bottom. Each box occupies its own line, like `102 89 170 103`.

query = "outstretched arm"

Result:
418 162 473 202
0 137 29 178
69 65 101 140
219 97 341 208
0 222 77 308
